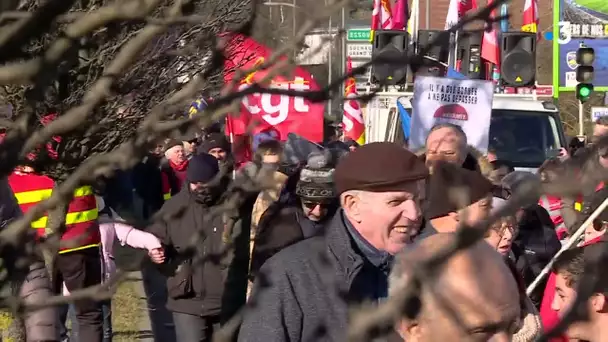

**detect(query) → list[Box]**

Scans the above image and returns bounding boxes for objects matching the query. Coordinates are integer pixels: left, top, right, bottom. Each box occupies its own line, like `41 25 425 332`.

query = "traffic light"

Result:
371 30 410 85
500 32 537 87
575 45 594 103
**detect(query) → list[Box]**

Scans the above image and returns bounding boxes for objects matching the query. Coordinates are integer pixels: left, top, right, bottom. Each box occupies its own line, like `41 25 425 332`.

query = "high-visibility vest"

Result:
8 172 100 254
161 171 171 201
538 194 567 237
574 195 583 212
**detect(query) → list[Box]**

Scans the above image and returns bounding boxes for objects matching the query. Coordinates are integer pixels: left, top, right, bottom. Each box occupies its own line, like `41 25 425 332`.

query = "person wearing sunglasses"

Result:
249 149 339 282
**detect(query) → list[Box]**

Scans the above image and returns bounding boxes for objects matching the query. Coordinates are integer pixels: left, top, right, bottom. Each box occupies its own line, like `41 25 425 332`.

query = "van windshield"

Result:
489 110 563 168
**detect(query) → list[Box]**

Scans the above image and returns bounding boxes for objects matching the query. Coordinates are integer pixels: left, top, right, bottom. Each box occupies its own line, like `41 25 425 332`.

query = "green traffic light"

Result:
579 86 591 97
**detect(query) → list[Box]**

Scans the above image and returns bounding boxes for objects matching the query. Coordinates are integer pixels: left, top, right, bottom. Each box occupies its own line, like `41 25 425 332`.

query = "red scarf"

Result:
169 159 189 172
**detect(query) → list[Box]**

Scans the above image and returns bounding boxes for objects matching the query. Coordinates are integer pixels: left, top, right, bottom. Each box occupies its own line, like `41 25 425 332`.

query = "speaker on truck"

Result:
416 30 450 77
371 30 410 85
500 31 537 87
456 31 485 79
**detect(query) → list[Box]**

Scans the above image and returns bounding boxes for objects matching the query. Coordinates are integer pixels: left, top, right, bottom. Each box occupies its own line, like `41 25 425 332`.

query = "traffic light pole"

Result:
579 102 584 136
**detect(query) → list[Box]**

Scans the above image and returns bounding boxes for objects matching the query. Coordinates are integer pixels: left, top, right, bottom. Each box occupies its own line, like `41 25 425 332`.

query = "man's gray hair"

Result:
428 123 468 145
426 123 468 155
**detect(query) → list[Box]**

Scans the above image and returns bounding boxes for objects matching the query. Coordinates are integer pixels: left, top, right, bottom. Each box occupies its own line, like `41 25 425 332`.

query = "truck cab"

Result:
366 92 567 172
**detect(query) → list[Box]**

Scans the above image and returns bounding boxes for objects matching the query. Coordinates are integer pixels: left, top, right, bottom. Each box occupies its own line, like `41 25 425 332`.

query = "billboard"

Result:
554 0 608 96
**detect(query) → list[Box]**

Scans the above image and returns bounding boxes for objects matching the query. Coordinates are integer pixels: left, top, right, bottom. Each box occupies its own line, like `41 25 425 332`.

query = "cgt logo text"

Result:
237 77 312 126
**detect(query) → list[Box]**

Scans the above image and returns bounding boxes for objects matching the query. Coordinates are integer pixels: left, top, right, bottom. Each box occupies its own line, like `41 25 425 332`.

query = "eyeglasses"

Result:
302 201 327 209
488 220 518 235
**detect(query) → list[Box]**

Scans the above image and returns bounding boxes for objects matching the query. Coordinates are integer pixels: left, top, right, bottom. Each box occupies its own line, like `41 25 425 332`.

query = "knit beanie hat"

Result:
198 133 230 154
186 152 220 183
295 150 336 201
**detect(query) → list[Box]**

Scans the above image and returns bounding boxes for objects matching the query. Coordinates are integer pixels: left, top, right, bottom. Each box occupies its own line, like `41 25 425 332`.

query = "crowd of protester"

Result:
2 117 608 342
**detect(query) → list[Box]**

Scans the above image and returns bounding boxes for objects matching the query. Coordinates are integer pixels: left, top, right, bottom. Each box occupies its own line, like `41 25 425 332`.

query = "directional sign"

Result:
346 43 372 59
347 28 371 41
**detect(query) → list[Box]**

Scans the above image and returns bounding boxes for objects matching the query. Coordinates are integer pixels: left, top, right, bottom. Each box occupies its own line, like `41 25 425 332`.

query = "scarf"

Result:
169 159 189 171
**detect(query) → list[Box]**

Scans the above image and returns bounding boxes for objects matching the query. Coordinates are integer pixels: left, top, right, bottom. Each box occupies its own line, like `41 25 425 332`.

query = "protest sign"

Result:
409 76 494 153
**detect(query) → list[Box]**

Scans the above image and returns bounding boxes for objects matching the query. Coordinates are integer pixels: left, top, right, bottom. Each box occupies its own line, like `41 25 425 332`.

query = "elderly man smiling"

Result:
239 142 428 342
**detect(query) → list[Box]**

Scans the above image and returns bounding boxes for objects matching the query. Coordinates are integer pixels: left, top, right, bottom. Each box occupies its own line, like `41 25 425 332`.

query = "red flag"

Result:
221 32 325 143
481 0 500 66
392 0 408 31
371 0 395 42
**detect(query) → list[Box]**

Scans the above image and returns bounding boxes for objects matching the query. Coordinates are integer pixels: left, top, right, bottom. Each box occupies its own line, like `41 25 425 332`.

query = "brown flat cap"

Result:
426 161 494 219
335 142 428 194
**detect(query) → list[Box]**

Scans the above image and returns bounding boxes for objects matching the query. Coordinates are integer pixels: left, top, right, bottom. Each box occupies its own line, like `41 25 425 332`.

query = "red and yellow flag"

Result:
522 0 539 39
370 0 394 42
342 57 365 145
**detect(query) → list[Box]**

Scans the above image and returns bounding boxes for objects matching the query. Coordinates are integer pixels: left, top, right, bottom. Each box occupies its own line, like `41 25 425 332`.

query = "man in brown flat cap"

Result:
239 142 428 342
416 161 494 239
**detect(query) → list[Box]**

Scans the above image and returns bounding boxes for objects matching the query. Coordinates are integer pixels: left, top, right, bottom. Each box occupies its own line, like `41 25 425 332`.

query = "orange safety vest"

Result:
8 172 101 254
161 171 171 201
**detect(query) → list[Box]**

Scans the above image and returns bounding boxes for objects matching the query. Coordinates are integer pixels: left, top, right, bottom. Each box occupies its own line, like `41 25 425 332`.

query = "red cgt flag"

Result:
221 32 325 144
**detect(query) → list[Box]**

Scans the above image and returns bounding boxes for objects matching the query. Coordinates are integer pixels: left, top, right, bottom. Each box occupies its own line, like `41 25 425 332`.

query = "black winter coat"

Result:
512 204 561 308
249 200 337 280
132 155 164 219
148 186 252 320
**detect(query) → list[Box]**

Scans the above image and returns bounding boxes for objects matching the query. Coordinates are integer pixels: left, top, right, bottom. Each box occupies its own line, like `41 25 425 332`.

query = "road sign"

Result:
347 28 371 41
346 43 372 59
591 107 608 122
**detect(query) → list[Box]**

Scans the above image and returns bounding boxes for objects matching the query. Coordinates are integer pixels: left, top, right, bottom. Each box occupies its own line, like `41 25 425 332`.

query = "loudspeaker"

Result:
416 30 450 77
500 32 536 87
371 30 410 85
456 31 485 79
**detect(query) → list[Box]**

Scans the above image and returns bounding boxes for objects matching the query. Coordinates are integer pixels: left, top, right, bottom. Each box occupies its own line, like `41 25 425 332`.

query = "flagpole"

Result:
451 31 458 69
415 0 420 40
341 6 346 100
425 0 429 29
327 1 333 117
